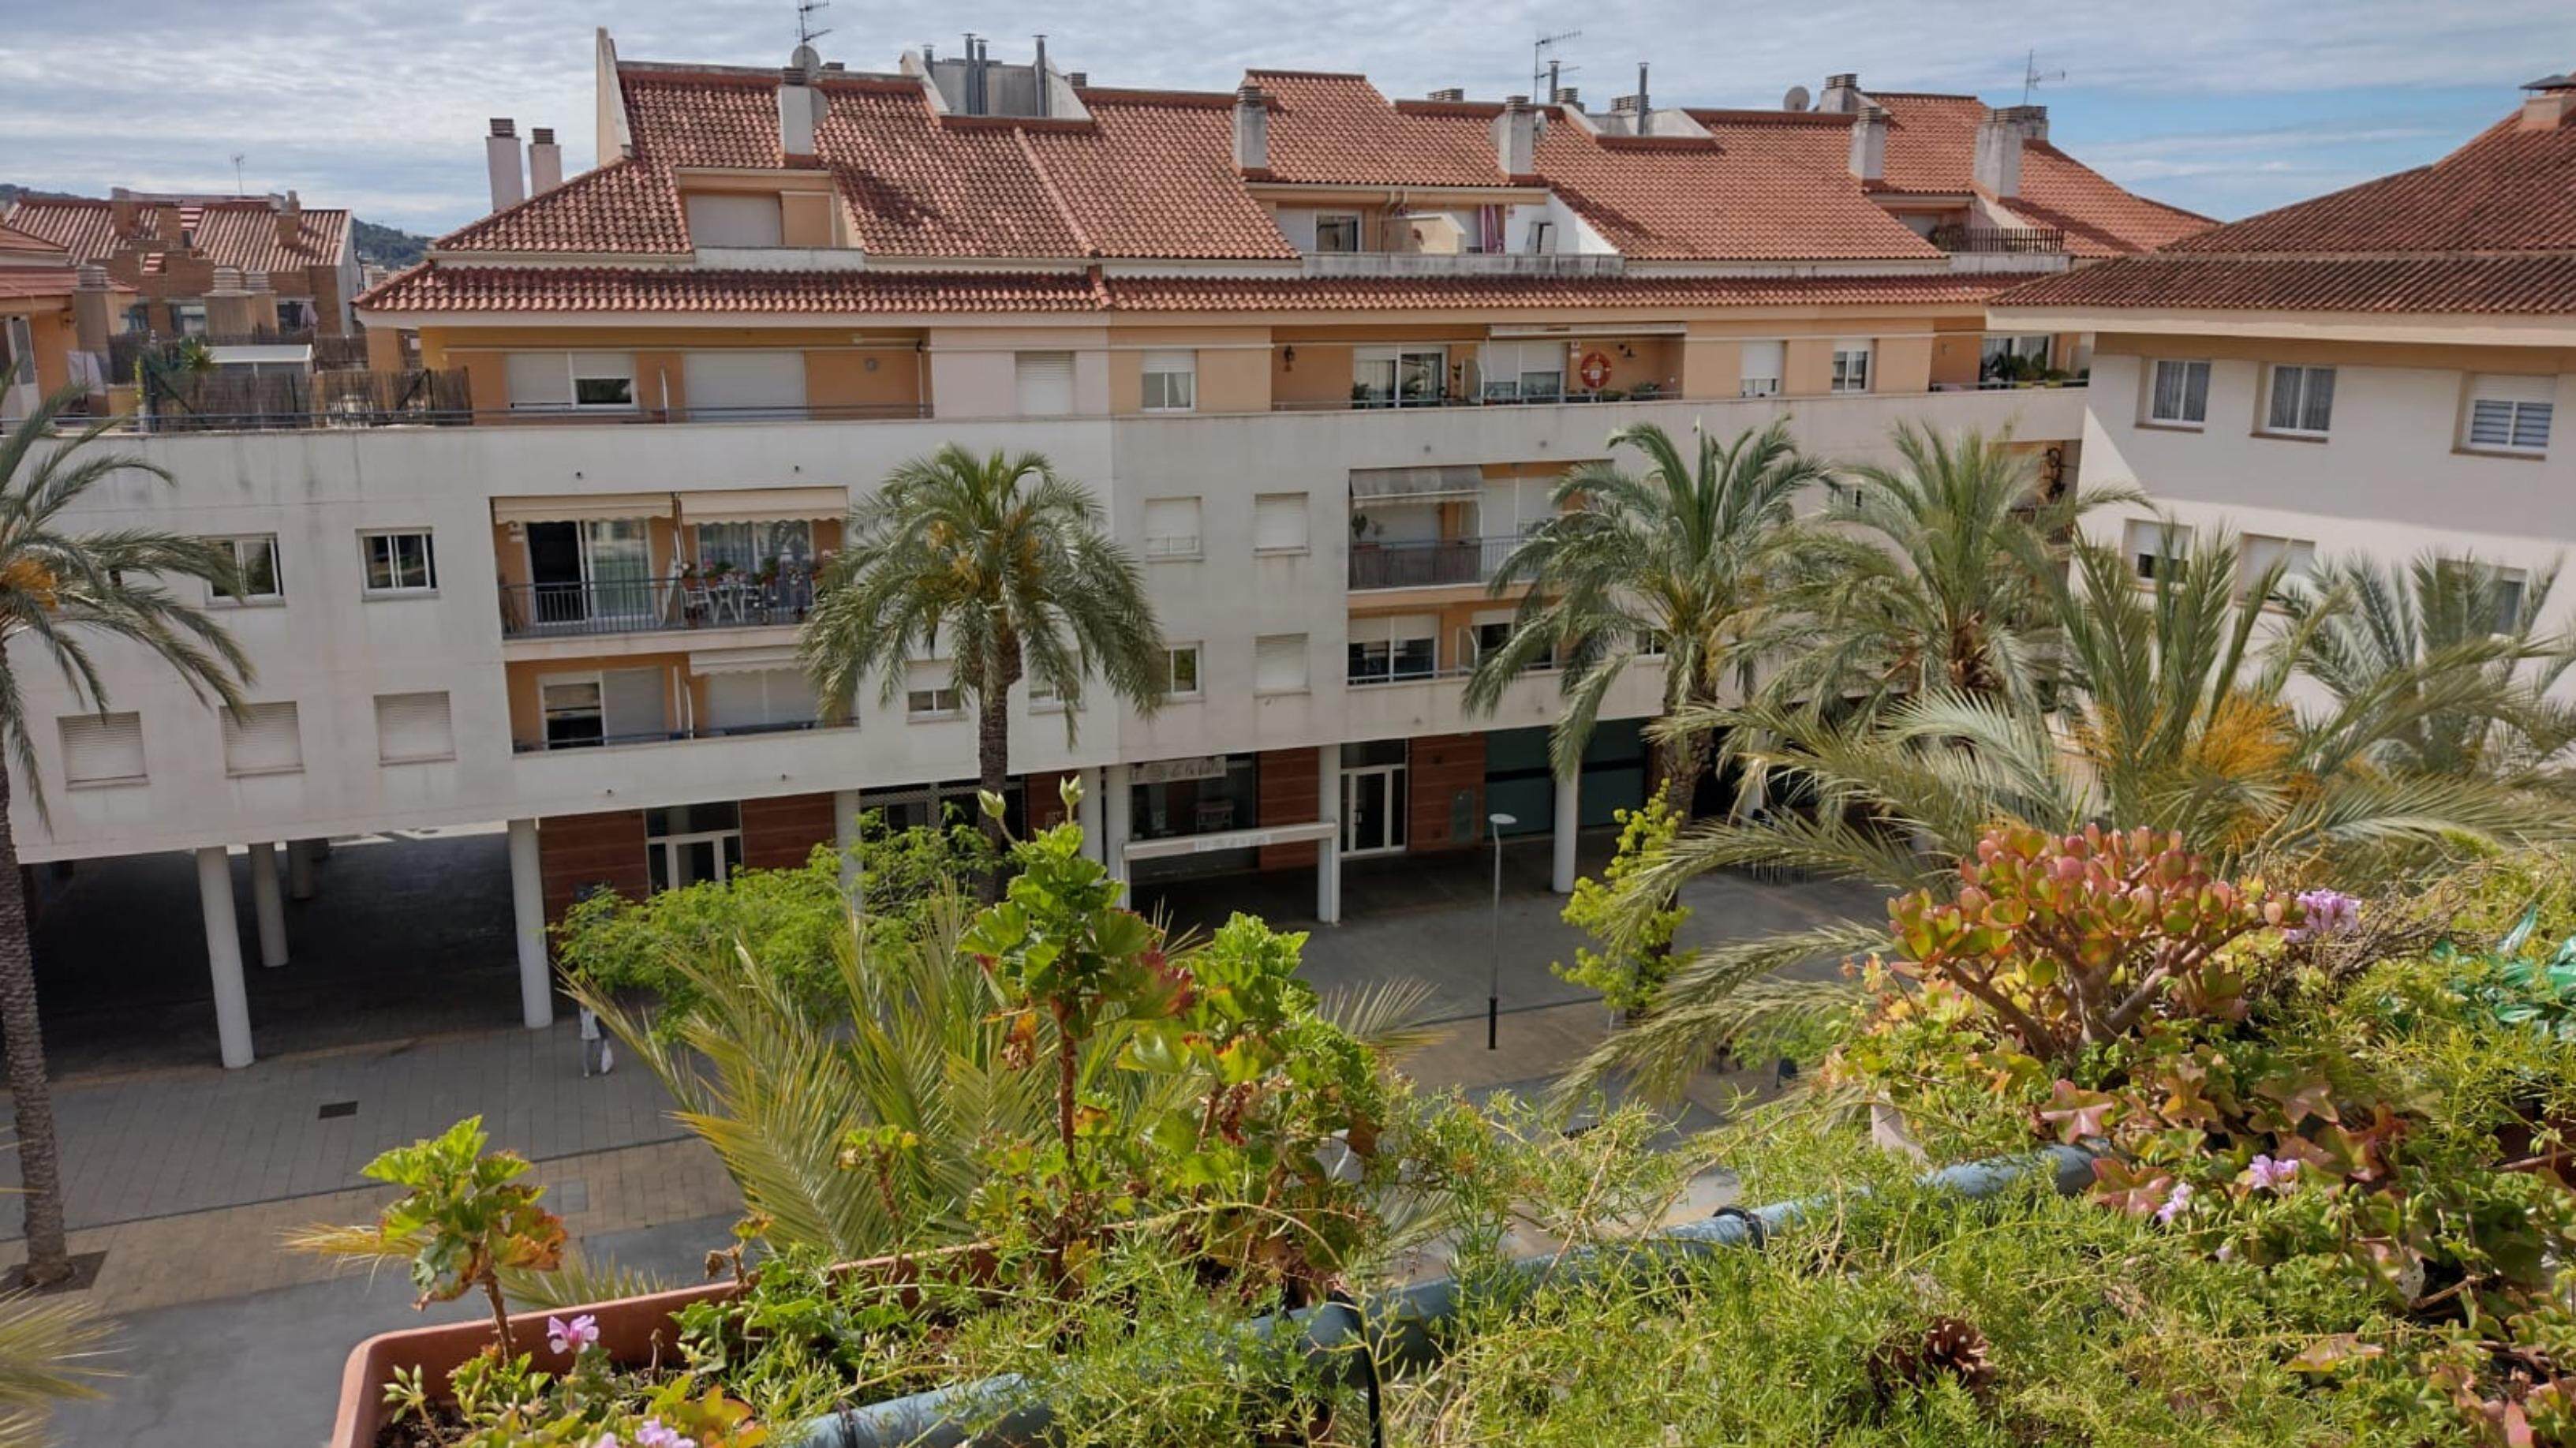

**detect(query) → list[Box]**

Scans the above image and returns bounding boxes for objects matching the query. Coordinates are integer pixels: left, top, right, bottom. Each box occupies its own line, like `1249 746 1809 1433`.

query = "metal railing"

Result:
513 717 853 754
1348 535 1520 589
1303 252 1626 278
133 367 472 432
1281 383 1674 413
498 570 817 639
1927 223 2065 254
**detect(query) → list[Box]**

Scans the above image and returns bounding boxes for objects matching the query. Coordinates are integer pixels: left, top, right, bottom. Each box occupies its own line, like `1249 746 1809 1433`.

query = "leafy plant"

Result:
2448 904 2576 1043
1552 790 1691 1016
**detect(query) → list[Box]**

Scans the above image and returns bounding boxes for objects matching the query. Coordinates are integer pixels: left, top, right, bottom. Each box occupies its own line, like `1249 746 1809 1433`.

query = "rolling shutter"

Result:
683 352 806 421
600 668 668 743
1254 634 1308 693
504 354 572 410
705 668 817 732
59 712 144 785
222 702 303 776
1142 497 1202 558
375 692 454 764
1253 494 1307 552
1014 352 1075 416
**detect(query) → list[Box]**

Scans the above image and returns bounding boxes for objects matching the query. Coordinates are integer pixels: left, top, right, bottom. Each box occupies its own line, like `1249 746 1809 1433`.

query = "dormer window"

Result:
1314 215 1363 254
685 193 785 248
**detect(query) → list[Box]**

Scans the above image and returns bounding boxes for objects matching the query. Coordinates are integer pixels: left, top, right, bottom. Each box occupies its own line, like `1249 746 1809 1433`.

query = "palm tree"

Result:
0 390 250 1288
801 445 1163 873
1759 423 2136 716
1568 525 2558 1099
1464 419 1830 804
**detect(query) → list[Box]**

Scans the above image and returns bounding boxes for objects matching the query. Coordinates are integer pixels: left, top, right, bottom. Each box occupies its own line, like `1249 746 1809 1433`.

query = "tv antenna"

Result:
230 152 245 196
2021 50 2065 106
1534 30 1581 103
795 0 832 48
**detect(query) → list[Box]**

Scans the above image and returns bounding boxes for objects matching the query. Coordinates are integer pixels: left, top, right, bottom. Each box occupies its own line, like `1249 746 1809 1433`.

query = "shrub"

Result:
1553 791 1691 1016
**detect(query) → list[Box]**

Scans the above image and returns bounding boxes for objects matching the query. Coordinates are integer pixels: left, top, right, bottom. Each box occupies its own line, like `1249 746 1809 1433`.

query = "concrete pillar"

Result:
507 819 552 1029
286 839 317 900
1101 765 1133 890
196 847 252 1069
1316 745 1343 925
832 789 862 899
1552 772 1581 894
1075 768 1104 864
249 843 288 968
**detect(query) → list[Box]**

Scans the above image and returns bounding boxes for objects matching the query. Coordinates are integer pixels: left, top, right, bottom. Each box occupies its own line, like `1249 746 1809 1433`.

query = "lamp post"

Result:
1486 812 1516 1050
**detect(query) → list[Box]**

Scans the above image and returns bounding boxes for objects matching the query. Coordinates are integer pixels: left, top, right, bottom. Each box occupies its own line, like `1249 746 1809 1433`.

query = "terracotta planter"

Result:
328 1246 993 1448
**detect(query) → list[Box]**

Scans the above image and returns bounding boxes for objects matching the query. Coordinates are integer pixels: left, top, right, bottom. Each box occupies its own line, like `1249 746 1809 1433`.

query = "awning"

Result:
492 492 672 526
678 486 848 526
1121 820 1336 863
690 644 802 676
1348 465 1483 503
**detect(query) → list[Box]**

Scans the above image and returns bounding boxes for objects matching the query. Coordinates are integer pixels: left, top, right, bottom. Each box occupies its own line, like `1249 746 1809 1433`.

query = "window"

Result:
540 679 602 749
1142 496 1202 560
2465 375 2555 455
207 534 282 603
1253 493 1309 554
221 701 303 776
1140 350 1196 412
1160 643 1202 699
1471 615 1557 671
2237 534 2316 602
2436 559 2529 634
1830 341 1872 394
1314 214 1363 253
536 668 664 750
1739 339 1785 398
645 801 743 892
361 529 436 593
683 351 806 420
374 691 455 764
505 352 637 411
694 520 814 576
1015 351 1075 416
1479 341 1565 402
1978 334 2051 383
2123 518 2193 582
2264 364 2335 436
2148 358 2211 426
1353 346 1446 407
58 712 144 787
275 298 311 331
1347 613 1439 683
1254 634 1308 694
683 192 785 248
907 662 963 719
702 668 817 735
173 302 208 337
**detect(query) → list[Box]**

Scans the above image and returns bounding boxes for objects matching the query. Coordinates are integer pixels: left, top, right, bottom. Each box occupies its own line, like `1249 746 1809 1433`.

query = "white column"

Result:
1316 745 1342 925
1551 771 1581 894
286 839 317 900
1101 764 1132 890
507 818 552 1029
1074 768 1105 863
196 847 252 1068
832 788 862 896
249 842 288 967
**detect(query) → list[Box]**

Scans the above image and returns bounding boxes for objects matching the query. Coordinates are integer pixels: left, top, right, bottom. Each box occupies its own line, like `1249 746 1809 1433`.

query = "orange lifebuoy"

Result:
1577 350 1613 389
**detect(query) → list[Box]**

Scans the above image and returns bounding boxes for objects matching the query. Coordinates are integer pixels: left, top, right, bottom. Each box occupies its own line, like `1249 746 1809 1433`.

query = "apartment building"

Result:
1 188 361 339
1992 73 2576 613
9 32 2200 1068
0 221 125 422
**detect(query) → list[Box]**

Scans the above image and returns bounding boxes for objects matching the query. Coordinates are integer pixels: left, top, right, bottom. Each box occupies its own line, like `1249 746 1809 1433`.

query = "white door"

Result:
582 520 653 620
1342 765 1409 856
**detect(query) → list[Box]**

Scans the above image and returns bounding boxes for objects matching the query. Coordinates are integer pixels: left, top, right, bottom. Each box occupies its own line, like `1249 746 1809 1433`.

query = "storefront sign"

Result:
1135 755 1228 784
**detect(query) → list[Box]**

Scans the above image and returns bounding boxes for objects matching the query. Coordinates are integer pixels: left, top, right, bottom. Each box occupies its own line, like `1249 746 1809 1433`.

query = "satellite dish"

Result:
791 43 823 71
1782 84 1811 112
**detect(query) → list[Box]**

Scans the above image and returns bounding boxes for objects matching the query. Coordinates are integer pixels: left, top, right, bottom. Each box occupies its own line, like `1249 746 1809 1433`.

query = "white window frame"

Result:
1353 345 1448 407
1314 213 1363 253
2147 358 2211 427
1830 341 1872 394
207 533 283 604
1254 633 1308 694
2236 533 2316 603
906 661 963 720
58 711 145 788
1142 496 1202 561
373 690 456 765
2123 518 2193 583
1347 613 1440 684
2264 363 2335 437
682 192 787 248
1139 350 1197 413
507 352 639 413
1738 339 1785 398
1014 351 1076 417
221 701 305 778
1479 341 1566 402
2462 375 2555 457
1161 642 1203 701
1252 493 1310 555
360 529 436 595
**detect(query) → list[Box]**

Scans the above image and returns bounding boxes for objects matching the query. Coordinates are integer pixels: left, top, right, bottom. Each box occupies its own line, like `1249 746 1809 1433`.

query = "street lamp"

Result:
1486 812 1516 1050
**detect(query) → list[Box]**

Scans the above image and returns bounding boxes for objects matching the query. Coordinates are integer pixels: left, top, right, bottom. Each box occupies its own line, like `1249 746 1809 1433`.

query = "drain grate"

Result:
317 1100 357 1120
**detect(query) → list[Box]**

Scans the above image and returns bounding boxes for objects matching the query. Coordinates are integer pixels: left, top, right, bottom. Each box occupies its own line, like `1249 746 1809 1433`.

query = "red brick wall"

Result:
539 810 649 926
1257 747 1320 870
1406 732 1486 853
1026 771 1076 832
741 791 836 871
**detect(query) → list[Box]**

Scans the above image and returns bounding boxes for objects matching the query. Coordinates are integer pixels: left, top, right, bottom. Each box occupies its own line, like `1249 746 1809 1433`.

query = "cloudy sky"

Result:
3 1 2570 236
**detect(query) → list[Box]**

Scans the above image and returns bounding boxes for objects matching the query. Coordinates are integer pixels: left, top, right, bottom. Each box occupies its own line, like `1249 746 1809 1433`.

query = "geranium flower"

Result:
546 1312 600 1355
2244 1154 2301 1193
2283 889 2360 942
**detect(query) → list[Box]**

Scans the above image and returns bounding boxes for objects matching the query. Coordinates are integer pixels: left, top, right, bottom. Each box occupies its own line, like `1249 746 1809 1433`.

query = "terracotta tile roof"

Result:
1546 110 1938 260
1247 71 1503 186
0 221 68 257
358 264 1102 313
0 268 86 302
434 158 688 254
1027 92 1293 260
1863 93 2209 257
1103 271 2016 311
2 196 352 274
1998 99 2576 316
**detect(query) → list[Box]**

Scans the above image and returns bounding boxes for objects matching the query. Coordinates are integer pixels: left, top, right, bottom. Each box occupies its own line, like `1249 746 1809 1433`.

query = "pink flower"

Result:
2154 1180 2195 1225
634 1421 694 1448
546 1313 600 1355
589 1436 623 1448
2244 1154 2301 1193
2283 889 2360 943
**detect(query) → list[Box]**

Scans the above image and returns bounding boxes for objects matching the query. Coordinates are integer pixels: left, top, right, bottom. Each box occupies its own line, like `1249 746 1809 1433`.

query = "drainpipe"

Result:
783 1146 2095 1446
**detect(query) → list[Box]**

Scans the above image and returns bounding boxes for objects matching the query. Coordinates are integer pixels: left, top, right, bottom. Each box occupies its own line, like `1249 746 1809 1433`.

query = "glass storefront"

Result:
1129 754 1261 881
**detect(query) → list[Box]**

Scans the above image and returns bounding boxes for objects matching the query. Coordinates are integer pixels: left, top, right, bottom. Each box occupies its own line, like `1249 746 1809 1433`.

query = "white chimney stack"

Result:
780 47 821 160
2522 73 2576 132
1847 103 1887 182
1819 73 1863 114
1234 84 1269 171
1975 105 2046 198
528 127 564 193
485 118 525 211
1492 95 1539 176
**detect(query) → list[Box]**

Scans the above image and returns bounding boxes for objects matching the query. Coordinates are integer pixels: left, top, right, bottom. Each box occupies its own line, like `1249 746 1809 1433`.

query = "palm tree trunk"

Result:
0 774 69 1287
974 695 1009 903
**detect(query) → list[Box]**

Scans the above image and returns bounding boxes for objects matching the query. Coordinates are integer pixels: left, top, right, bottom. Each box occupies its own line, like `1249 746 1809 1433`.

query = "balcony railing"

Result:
498 570 817 640
1927 224 2065 255
1348 536 1520 590
513 717 851 754
1303 252 1626 278
133 367 473 432
1283 383 1673 414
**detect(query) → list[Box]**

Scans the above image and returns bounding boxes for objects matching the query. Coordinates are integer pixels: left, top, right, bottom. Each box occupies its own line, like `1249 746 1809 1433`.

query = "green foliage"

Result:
2446 904 2576 1042
1552 791 1690 1015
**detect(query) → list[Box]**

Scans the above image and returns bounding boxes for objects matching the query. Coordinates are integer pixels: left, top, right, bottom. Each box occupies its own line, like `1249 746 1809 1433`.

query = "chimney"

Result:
206 267 252 336
1847 103 1887 181
2522 73 2576 131
110 186 136 235
1067 70 1087 87
1033 35 1049 118
1635 62 1651 136
1429 87 1465 103
273 189 301 248
1234 84 1269 170
71 265 112 357
1492 95 1539 175
485 118 525 211
1553 85 1580 108
529 128 563 193
1976 106 2045 197
1820 73 1862 114
244 270 280 333
780 49 821 160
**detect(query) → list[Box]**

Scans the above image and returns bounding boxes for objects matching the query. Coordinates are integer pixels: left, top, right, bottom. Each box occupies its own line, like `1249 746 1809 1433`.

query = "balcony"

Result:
1302 252 1626 279
498 571 817 641
1927 224 2065 255
513 717 851 755
1348 536 1519 590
